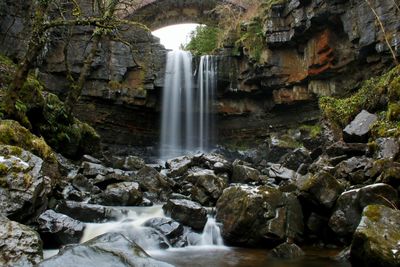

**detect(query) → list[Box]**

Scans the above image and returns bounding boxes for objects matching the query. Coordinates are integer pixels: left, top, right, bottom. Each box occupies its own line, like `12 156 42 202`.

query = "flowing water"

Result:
46 205 351 267
160 51 216 160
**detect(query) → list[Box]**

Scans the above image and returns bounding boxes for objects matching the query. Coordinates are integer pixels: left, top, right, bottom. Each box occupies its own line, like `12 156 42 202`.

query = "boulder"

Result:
166 155 193 177
55 201 129 223
343 110 378 143
231 159 261 183
270 242 305 259
216 185 303 246
193 153 232 174
81 161 108 177
38 232 173 267
0 145 52 223
163 199 207 230
329 183 398 238
326 141 367 157
350 205 400 267
136 166 173 201
334 156 375 184
186 169 228 206
279 148 312 172
93 182 142 206
123 155 146 170
82 155 102 164
144 217 184 244
0 215 43 266
375 138 399 160
37 210 85 246
298 171 344 209
264 163 296 183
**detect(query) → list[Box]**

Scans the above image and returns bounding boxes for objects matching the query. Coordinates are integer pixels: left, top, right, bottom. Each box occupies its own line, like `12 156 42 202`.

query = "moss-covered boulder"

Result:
216 185 303 246
350 205 400 267
0 145 53 223
0 119 55 162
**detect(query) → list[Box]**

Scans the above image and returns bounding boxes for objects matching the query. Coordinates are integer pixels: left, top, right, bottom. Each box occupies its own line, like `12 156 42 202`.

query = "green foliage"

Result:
300 124 322 139
184 25 220 56
236 18 265 63
0 163 8 176
319 65 400 128
0 120 55 162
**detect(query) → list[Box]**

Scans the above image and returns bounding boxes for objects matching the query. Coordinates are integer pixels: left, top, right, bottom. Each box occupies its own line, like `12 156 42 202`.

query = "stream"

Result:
44 205 351 267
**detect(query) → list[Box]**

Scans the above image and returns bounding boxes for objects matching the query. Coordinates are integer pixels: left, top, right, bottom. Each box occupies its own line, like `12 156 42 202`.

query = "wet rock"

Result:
72 174 97 192
0 145 52 223
326 141 367 157
37 210 85 246
123 155 146 170
378 161 400 187
136 166 173 201
82 155 102 164
350 205 400 267
93 182 143 206
343 110 378 143
306 212 327 237
298 171 344 209
270 242 305 259
231 159 261 183
81 161 108 177
266 137 295 163
335 156 375 184
38 232 173 267
166 155 193 177
216 185 303 246
55 201 129 223
163 199 207 230
193 153 232 174
329 183 398 238
144 217 184 244
375 138 399 159
264 163 296 183
186 169 228 206
279 148 312 172
92 169 135 189
0 215 43 266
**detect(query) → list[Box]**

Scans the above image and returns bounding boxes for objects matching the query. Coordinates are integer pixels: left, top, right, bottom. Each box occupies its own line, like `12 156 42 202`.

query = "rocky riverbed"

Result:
1 108 400 266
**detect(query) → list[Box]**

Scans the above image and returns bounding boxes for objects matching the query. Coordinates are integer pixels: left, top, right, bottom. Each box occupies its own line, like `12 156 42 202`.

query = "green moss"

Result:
387 102 400 121
300 124 322 139
320 65 400 128
0 120 55 162
0 163 9 176
236 18 266 63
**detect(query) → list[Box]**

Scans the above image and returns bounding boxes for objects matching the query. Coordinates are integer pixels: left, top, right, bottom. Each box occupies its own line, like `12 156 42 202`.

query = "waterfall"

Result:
160 51 195 160
160 51 217 160
197 55 217 153
199 216 224 246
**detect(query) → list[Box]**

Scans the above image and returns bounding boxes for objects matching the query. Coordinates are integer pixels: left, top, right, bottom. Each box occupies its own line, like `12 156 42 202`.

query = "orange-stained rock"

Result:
273 86 312 104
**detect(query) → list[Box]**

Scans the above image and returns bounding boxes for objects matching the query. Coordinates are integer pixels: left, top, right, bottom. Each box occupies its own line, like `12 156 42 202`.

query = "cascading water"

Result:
197 55 217 153
160 51 217 160
160 50 195 160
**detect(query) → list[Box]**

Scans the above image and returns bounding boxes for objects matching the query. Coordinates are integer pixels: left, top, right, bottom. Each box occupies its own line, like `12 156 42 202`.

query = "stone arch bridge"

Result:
119 0 248 30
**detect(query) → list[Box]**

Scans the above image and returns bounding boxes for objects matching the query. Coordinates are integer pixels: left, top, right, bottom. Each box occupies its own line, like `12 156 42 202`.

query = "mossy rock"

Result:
0 119 55 162
350 205 400 267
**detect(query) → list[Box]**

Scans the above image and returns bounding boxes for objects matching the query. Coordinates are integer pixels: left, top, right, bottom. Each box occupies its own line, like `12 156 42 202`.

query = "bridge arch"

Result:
121 0 247 30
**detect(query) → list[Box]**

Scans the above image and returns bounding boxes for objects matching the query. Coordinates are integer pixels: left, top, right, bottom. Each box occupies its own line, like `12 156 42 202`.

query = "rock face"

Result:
216 185 303 246
38 232 173 267
163 199 207 230
270 242 305 259
135 166 172 201
37 210 85 246
329 183 398 238
350 205 400 267
0 145 52 223
0 215 43 267
343 110 378 143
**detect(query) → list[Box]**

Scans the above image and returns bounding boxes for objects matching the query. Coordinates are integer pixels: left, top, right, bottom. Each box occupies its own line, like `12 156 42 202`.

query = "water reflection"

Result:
151 247 351 267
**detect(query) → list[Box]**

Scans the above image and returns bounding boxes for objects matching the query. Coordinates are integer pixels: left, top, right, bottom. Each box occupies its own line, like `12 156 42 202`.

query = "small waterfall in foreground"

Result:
199 216 224 246
160 51 217 160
